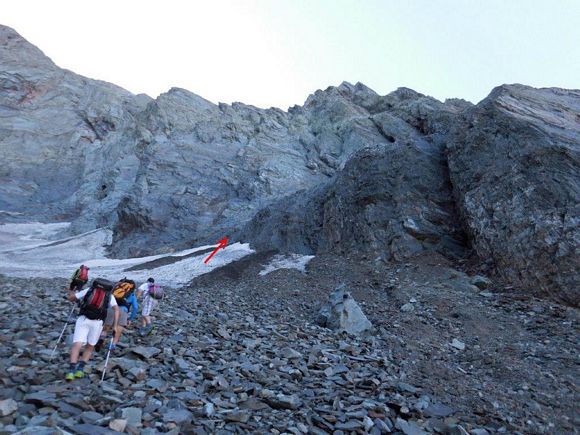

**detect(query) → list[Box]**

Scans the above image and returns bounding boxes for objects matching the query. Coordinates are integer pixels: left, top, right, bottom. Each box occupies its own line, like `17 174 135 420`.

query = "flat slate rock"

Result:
264 394 302 410
424 403 456 418
79 411 105 424
224 410 250 423
10 426 68 435
130 346 161 359
0 398 18 417
73 424 122 435
162 408 193 424
239 397 271 411
335 420 364 430
395 417 428 435
23 392 58 406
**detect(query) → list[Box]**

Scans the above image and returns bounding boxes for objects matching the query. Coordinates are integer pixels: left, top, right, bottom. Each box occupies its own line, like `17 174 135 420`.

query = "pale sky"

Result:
3 0 579 109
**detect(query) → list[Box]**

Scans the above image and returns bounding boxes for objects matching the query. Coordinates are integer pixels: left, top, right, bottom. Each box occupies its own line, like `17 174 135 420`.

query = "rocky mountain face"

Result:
240 91 470 260
447 85 580 305
1 25 578 305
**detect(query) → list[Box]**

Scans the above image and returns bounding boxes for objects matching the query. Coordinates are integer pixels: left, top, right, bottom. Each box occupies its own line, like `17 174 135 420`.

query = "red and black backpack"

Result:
79 278 114 320
78 265 89 281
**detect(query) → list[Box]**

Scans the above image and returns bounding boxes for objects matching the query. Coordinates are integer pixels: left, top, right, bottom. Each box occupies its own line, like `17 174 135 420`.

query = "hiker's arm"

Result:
67 291 77 302
113 305 120 335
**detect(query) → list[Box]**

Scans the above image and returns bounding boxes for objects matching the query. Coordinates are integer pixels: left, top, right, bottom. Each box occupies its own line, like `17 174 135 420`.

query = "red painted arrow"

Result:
204 237 228 264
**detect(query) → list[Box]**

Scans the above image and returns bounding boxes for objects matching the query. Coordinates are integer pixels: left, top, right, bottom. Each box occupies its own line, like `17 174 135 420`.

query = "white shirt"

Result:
138 282 153 298
75 288 118 307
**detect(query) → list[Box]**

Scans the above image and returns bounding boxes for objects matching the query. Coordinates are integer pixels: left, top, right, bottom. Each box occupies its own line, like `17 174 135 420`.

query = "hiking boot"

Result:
74 370 85 378
147 325 155 335
65 372 75 381
139 326 152 336
94 338 104 352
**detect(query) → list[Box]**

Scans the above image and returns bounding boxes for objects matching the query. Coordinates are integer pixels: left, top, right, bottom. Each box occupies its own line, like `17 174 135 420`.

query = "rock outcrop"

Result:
241 126 468 260
447 84 580 305
243 85 580 305
240 87 471 260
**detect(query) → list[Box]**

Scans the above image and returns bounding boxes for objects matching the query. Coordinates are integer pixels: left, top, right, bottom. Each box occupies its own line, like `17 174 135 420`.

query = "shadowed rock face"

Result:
447 85 580 305
241 124 468 261
1 25 578 304
240 88 474 260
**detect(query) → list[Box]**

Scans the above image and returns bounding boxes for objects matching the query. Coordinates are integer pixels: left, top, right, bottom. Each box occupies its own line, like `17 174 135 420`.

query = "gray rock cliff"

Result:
1 25 578 304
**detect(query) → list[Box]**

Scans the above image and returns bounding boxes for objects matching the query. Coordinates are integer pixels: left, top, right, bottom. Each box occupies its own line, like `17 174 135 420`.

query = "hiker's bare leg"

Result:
81 344 94 363
70 342 83 364
113 327 124 345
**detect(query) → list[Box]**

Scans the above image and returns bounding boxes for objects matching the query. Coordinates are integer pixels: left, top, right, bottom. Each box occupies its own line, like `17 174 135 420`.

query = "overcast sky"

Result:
3 0 579 109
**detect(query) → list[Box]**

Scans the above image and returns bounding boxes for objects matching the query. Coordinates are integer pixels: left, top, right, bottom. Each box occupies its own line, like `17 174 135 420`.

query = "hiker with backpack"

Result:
65 278 119 380
137 277 163 335
69 264 89 291
95 278 138 352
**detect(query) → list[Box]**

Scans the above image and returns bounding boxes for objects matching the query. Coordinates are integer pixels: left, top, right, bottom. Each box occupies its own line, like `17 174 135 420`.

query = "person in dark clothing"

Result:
69 265 89 291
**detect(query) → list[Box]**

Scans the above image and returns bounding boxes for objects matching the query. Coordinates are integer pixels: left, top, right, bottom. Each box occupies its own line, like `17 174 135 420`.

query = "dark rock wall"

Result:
240 124 468 261
447 85 580 305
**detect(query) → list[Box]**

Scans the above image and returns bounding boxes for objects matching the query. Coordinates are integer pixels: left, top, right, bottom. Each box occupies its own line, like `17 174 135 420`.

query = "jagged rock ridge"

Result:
1 24 578 305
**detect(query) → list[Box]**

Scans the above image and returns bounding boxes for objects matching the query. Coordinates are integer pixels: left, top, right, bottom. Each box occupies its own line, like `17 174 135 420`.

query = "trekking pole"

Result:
49 304 76 361
100 338 115 382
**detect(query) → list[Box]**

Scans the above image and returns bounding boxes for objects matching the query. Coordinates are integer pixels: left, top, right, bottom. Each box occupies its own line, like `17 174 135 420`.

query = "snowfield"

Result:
259 253 315 276
0 222 254 287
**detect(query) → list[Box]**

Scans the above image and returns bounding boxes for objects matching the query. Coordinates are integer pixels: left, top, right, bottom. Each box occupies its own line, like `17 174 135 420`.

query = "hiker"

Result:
69 264 89 291
95 278 138 352
65 278 119 380
137 277 163 335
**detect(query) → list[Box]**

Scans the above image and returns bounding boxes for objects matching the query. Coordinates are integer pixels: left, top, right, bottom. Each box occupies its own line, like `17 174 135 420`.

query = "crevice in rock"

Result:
370 117 396 143
443 152 472 241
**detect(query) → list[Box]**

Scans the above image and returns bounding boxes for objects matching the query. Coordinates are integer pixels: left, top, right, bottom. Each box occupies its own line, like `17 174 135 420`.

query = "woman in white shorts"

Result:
65 284 119 380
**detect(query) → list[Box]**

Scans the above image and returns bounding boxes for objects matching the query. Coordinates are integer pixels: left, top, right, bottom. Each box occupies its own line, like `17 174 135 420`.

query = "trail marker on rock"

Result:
204 237 228 264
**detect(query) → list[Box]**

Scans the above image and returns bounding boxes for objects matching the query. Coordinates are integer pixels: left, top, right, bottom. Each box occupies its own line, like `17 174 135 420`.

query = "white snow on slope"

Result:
0 222 253 288
0 222 71 251
259 253 315 276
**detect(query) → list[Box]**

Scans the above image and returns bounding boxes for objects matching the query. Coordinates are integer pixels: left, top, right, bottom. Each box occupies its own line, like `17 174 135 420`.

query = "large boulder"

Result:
316 285 373 335
447 84 580 305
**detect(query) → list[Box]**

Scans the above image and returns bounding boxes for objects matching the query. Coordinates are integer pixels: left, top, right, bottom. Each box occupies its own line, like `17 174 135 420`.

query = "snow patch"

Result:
0 222 71 251
0 222 253 287
259 254 315 276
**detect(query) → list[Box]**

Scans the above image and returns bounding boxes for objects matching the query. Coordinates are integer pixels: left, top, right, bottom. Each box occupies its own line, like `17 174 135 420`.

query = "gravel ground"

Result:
0 251 578 434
